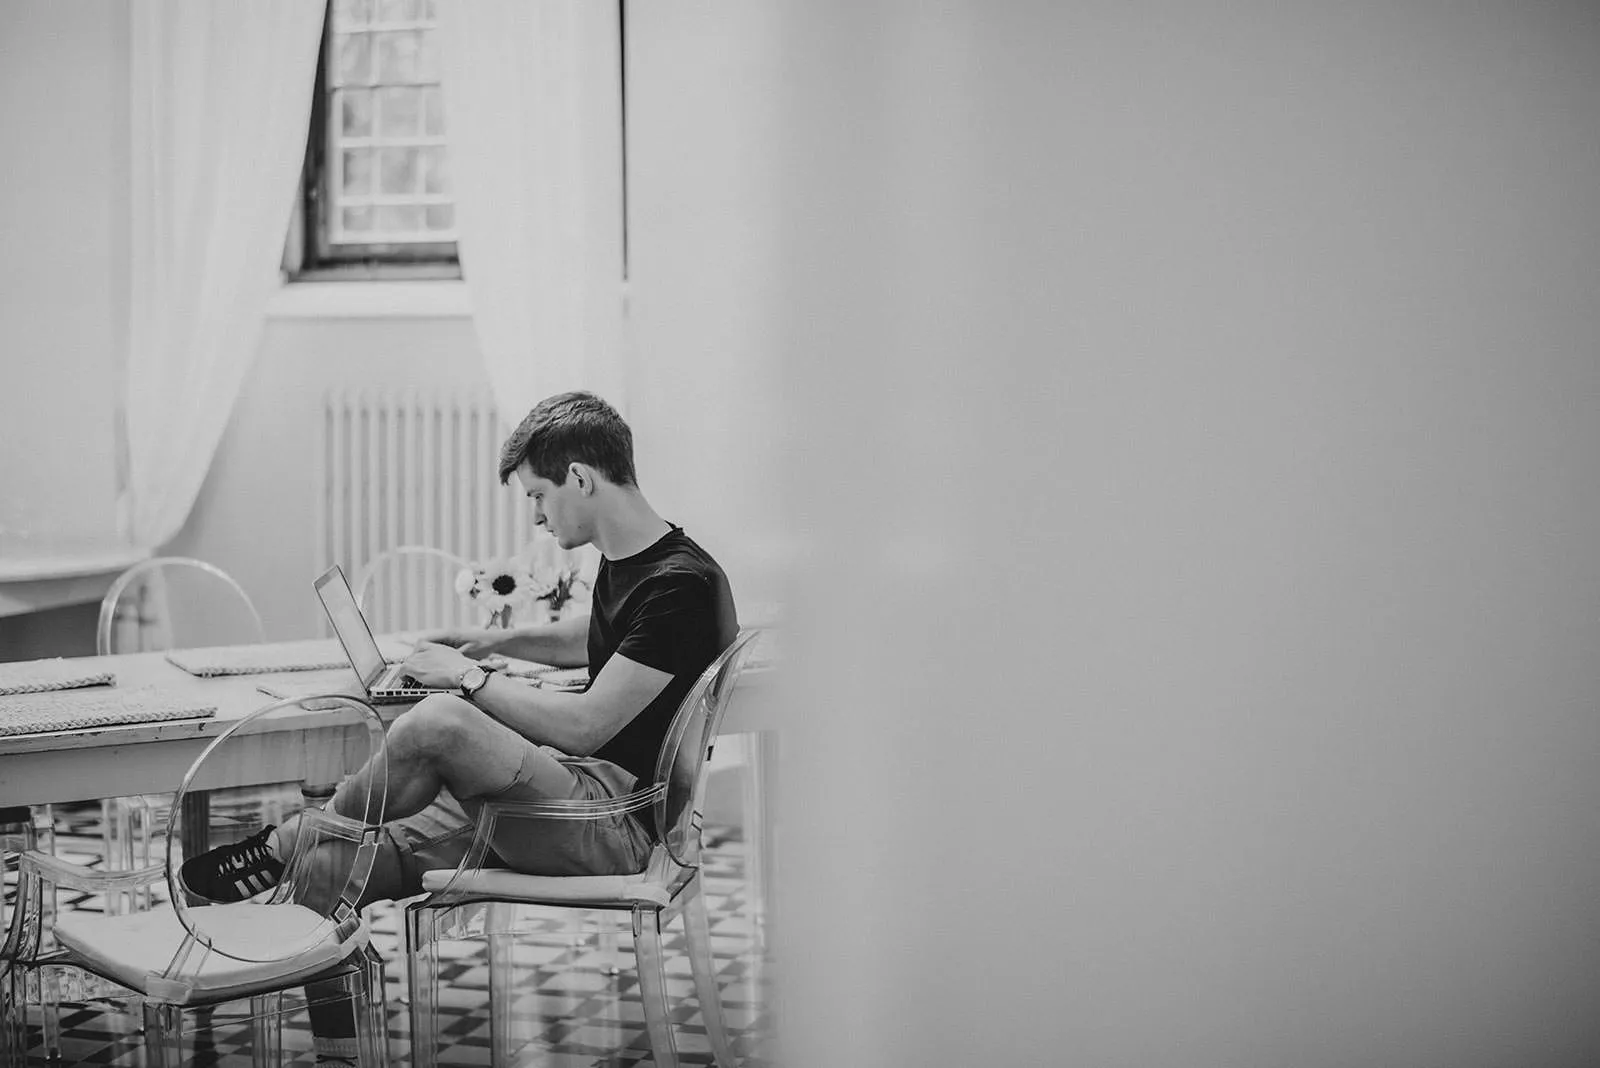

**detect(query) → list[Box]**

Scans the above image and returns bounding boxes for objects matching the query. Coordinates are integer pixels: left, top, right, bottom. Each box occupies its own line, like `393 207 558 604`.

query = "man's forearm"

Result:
469 674 605 754
493 612 589 667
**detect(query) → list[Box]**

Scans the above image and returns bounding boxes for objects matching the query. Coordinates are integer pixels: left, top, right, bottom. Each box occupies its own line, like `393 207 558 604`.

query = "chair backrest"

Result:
653 628 766 867
351 545 472 634
97 556 264 656
164 694 388 969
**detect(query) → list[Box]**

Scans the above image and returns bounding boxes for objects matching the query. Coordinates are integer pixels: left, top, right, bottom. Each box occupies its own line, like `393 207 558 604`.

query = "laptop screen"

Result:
314 565 388 688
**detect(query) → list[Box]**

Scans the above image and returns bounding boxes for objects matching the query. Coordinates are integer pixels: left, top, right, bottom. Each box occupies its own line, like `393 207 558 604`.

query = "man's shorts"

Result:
380 745 654 896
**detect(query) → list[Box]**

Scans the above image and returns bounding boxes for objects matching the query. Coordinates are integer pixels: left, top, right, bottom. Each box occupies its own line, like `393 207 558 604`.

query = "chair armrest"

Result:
20 850 164 894
477 781 663 824
421 782 664 906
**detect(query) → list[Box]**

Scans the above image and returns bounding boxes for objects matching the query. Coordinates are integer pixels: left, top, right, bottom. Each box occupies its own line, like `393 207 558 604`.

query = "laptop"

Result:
314 564 454 703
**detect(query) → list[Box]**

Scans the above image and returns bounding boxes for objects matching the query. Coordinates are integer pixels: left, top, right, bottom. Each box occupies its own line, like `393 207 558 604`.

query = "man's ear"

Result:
569 462 592 493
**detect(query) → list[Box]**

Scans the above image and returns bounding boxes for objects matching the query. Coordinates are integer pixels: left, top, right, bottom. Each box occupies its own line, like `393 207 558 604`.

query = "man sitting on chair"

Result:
181 390 739 1067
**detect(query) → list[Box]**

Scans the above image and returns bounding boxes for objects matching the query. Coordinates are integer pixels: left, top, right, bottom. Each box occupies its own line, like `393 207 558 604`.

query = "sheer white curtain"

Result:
122 0 323 548
434 0 626 429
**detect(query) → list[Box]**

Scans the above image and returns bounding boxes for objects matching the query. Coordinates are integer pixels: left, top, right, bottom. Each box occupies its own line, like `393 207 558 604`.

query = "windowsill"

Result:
266 279 473 320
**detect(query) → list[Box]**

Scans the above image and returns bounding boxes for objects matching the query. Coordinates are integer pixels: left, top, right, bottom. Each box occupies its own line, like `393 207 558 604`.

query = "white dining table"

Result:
0 640 777 810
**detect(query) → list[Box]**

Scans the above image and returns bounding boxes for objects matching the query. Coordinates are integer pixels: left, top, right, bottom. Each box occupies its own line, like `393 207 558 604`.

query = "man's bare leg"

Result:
323 692 583 824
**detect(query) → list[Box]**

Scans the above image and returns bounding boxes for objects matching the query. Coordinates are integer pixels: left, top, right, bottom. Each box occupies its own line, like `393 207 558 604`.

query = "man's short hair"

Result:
498 391 638 488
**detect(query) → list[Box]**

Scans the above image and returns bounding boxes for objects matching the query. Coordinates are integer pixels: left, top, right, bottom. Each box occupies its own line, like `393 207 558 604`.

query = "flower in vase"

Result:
515 533 597 618
456 557 537 626
525 559 564 602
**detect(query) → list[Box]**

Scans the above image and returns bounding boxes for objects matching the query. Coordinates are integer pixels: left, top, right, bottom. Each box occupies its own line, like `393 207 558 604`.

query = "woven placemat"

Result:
0 686 216 737
165 637 410 678
0 658 115 696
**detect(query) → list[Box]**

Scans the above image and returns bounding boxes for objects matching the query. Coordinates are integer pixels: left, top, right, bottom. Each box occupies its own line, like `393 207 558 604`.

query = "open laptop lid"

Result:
314 565 388 690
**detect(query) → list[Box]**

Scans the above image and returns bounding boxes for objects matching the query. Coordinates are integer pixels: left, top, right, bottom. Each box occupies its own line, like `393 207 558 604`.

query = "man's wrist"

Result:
458 663 495 697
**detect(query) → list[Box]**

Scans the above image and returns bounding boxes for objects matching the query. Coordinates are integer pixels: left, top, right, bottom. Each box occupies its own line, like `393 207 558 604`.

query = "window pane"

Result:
419 147 450 195
375 205 424 233
305 0 457 266
417 32 440 82
341 149 375 195
377 147 419 195
335 33 371 87
375 31 420 82
376 87 421 136
376 0 418 22
421 86 446 136
424 204 454 231
337 89 372 138
333 0 372 30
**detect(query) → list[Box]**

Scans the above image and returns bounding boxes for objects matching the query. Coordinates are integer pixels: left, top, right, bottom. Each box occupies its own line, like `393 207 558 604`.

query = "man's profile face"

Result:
516 462 587 550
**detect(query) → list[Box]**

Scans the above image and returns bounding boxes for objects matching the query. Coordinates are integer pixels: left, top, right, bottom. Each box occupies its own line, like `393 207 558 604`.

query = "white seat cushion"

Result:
419 868 673 907
54 902 366 1003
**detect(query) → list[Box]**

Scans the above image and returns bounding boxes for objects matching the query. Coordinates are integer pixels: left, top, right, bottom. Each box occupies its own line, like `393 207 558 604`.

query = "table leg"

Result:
179 791 211 867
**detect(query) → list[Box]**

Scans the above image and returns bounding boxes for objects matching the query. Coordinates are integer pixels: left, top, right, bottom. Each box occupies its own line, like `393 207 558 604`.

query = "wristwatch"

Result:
458 664 494 698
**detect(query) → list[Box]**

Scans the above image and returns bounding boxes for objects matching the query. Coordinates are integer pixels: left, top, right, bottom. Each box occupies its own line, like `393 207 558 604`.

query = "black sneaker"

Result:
179 825 285 903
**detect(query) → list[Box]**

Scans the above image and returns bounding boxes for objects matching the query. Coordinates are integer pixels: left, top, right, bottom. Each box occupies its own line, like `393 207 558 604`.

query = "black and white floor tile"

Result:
6 804 776 1067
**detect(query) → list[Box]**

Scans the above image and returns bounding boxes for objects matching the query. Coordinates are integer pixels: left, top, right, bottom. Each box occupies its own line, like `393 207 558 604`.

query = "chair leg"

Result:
36 835 62 1060
143 1002 182 1068
681 881 739 1068
487 902 518 1064
355 943 390 1068
595 911 622 975
250 991 283 1067
0 960 24 1065
406 903 443 1068
745 731 778 958
633 907 680 1068
37 965 65 1060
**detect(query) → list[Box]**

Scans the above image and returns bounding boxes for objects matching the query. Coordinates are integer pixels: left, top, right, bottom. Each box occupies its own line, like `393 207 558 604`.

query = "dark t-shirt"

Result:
588 525 738 789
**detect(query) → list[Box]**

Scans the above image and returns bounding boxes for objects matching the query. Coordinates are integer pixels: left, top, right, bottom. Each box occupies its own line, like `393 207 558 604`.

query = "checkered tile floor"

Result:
6 803 776 1066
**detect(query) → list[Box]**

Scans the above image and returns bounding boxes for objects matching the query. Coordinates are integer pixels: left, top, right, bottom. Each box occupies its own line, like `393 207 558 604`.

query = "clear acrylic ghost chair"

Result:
407 628 765 1068
353 545 473 635
96 556 265 657
1 805 50 1062
1 694 391 1067
95 557 284 915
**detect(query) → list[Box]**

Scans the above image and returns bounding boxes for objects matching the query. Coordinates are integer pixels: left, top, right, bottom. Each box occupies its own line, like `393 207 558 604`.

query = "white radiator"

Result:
318 389 534 634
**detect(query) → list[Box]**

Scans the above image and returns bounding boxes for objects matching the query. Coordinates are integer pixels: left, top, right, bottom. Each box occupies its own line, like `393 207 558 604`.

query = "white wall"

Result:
624 2 788 610
0 2 125 541
163 311 491 639
0 3 128 658
772 5 1600 1067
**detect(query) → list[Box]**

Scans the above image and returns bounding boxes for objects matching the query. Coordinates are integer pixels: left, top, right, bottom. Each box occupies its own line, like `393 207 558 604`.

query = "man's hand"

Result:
414 628 504 660
402 641 476 690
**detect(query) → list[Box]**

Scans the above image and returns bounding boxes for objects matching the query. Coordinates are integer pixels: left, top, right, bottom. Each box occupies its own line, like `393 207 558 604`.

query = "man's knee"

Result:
278 812 404 909
388 693 482 758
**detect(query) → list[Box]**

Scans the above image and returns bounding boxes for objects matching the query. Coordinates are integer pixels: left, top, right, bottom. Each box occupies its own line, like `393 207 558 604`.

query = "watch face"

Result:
461 666 487 694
